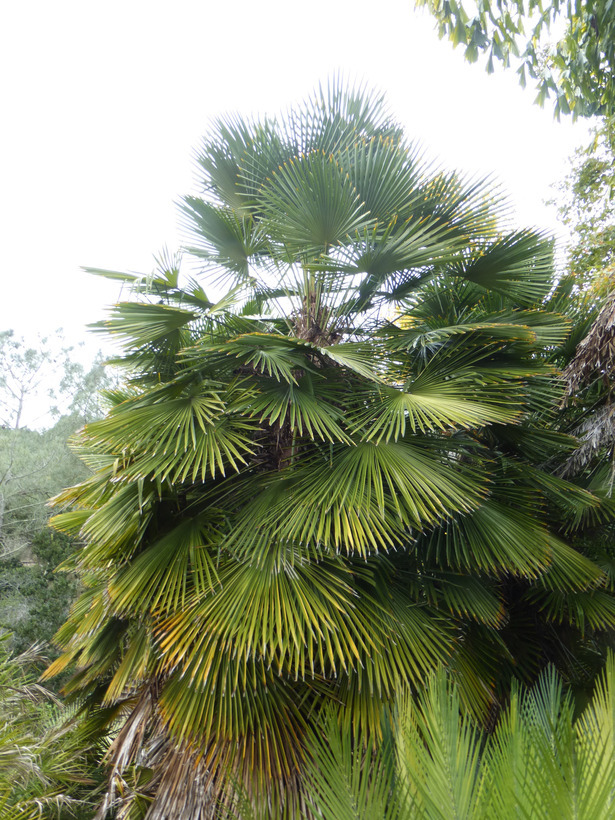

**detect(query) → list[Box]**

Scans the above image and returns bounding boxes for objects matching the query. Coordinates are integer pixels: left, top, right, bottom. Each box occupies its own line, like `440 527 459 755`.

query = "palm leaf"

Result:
339 135 423 222
396 668 487 819
87 381 256 481
157 555 452 695
418 571 505 627
189 333 312 384
318 341 386 382
350 342 526 440
420 499 561 578
109 515 221 618
525 586 615 633
158 662 306 790
224 441 485 559
90 301 197 347
448 231 555 306
180 198 266 279
256 150 369 257
303 709 399 820
246 374 351 443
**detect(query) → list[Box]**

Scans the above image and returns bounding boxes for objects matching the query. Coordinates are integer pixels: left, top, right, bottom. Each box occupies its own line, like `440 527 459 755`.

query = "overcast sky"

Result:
1 0 593 355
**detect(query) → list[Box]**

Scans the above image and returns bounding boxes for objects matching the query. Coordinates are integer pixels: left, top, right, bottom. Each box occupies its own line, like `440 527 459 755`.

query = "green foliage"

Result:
546 124 615 515
45 81 615 816
0 331 110 558
0 422 87 658
0 531 80 660
0 425 88 552
303 656 615 819
416 0 615 118
552 117 615 294
0 636 100 819
0 333 110 656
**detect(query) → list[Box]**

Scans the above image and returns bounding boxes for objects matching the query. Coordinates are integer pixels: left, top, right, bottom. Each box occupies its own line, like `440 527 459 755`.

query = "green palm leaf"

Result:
158 662 306 786
448 231 555 306
190 333 312 383
304 710 399 820
156 555 452 696
90 301 197 347
247 374 350 443
181 198 266 279
339 135 423 221
419 571 505 627
109 515 221 618
396 669 487 819
256 150 369 257
224 441 485 560
350 339 527 440
87 381 256 481
420 498 564 577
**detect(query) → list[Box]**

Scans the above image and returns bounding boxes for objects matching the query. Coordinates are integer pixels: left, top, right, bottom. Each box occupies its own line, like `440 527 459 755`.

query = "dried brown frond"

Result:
558 403 615 477
94 684 157 820
93 680 307 819
561 290 615 400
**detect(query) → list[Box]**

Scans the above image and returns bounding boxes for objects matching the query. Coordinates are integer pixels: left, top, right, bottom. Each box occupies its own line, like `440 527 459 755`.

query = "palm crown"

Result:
47 81 615 817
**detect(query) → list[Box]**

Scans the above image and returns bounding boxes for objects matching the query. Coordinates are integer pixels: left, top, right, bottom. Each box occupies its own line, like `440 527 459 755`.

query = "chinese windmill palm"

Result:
46 82 615 815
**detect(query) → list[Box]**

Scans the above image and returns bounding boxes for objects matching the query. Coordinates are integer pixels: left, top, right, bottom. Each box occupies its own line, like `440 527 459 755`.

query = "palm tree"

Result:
46 81 615 817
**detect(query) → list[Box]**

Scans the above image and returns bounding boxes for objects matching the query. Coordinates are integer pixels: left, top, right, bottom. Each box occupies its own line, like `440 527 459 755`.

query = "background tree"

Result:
547 120 615 504
415 0 615 117
46 82 615 817
0 531 82 659
540 121 615 694
0 330 107 553
552 117 615 295
0 331 109 653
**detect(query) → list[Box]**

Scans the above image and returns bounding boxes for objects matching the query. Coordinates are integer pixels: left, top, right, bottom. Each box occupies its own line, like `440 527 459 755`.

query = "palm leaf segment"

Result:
304 655 615 820
47 81 615 816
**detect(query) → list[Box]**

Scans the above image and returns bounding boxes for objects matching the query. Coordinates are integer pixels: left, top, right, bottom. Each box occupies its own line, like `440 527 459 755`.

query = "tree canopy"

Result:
416 0 615 118
550 119 615 483
553 117 615 294
45 82 615 817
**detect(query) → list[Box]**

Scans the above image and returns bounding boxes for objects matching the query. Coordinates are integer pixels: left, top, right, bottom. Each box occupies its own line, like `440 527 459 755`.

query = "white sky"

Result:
1 0 593 356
